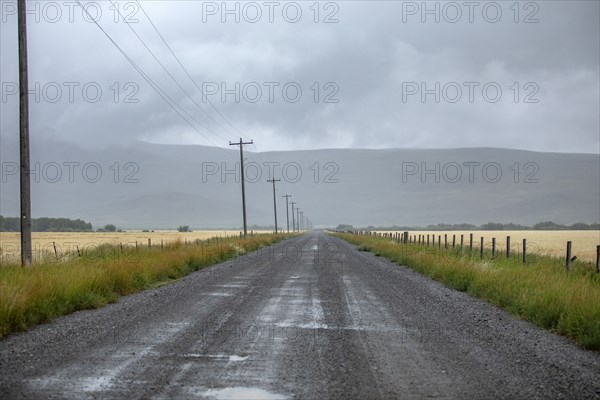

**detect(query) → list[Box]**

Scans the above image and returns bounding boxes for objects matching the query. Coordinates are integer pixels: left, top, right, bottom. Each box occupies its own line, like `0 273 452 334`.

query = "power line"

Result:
134 0 252 143
109 0 231 144
75 0 229 151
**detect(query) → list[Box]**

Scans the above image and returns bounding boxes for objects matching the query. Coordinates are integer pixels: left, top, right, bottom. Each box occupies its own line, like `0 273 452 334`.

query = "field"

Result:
373 230 600 262
1 230 598 264
0 230 272 264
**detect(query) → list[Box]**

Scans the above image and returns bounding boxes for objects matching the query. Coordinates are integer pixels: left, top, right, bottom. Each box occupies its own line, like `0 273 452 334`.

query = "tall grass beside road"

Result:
0 234 292 338
334 233 600 350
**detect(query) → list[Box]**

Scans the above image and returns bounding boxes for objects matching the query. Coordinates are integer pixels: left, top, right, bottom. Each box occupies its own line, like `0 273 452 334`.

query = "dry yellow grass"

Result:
0 230 272 264
336 233 600 350
373 230 600 262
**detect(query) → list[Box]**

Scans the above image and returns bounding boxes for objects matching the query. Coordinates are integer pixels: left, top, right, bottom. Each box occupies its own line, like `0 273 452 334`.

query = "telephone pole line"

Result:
296 208 301 233
229 138 253 237
18 0 32 267
290 202 296 233
267 178 281 233
282 194 292 233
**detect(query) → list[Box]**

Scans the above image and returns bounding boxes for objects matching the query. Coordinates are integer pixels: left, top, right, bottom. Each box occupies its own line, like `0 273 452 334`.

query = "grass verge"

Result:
333 233 600 350
0 234 294 338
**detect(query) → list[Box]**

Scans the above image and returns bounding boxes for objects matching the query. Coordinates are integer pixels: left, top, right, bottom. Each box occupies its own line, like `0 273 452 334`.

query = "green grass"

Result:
0 234 294 338
333 233 600 350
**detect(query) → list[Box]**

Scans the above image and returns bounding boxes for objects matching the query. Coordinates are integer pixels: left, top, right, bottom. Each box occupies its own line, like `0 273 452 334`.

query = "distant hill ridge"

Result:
0 140 598 229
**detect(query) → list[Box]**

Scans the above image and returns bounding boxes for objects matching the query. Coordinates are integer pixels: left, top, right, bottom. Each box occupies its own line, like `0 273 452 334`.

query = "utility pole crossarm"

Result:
229 138 253 237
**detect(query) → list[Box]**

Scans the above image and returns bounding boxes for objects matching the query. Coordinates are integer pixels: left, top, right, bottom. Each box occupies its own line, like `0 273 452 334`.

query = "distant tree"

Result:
568 222 600 230
104 224 117 232
177 225 191 232
336 224 354 231
533 221 564 230
480 222 505 230
0 215 19 231
501 223 530 230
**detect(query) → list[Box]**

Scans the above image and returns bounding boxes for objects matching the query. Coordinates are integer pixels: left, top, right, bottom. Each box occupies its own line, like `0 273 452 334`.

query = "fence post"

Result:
492 238 496 259
403 231 408 244
480 237 484 259
460 234 464 252
452 234 456 248
148 238 151 248
566 241 572 272
469 233 473 255
53 242 58 259
135 241 138 250
438 235 441 250
596 245 599 273
506 236 511 258
432 235 435 247
444 234 448 249
427 235 430 246
523 239 527 264
161 239 164 250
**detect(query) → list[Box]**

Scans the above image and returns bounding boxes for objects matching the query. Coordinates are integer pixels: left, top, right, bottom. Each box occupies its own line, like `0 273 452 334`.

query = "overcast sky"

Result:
1 0 598 153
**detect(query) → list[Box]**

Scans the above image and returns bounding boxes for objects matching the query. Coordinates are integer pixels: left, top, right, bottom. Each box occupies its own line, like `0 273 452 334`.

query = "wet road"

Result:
1 231 599 399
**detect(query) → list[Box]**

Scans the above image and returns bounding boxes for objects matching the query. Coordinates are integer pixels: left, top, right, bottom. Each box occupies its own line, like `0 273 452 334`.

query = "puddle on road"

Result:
213 284 247 288
200 387 288 400
227 355 249 362
182 354 249 362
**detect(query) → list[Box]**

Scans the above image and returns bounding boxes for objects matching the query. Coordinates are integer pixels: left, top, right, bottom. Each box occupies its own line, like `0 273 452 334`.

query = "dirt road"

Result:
1 232 599 399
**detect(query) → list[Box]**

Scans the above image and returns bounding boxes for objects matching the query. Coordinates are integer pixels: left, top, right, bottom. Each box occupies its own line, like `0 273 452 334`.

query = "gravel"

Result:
1 231 598 399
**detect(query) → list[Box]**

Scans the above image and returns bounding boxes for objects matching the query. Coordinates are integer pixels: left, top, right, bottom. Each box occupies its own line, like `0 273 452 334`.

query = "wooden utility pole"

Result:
229 138 253 236
282 194 292 233
18 0 32 267
290 202 296 232
296 208 301 233
267 178 281 233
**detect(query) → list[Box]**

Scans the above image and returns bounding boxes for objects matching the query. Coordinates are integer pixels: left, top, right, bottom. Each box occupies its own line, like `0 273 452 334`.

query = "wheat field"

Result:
373 230 600 262
0 230 272 264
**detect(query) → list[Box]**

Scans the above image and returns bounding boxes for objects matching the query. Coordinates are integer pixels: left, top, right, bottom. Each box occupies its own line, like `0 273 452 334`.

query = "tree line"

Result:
0 215 93 232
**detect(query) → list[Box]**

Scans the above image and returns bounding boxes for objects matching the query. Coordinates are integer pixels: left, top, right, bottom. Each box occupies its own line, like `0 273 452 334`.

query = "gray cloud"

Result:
1 0 598 153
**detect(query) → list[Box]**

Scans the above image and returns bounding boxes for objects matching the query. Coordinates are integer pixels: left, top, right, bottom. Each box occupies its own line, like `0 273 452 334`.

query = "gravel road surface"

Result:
1 231 599 399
